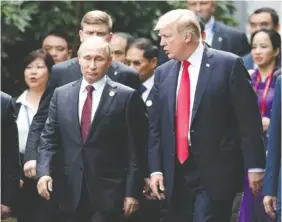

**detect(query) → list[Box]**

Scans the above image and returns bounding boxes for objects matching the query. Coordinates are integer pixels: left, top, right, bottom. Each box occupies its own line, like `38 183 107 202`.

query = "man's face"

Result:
79 24 112 42
42 35 72 64
78 45 112 84
249 13 276 35
126 47 157 82
110 36 127 63
187 0 216 23
159 23 189 61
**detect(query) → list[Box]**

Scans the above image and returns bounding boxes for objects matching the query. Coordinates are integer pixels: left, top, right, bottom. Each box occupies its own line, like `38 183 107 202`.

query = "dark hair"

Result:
23 49 55 73
113 32 134 51
128 38 158 60
250 28 281 50
252 7 279 27
41 29 71 49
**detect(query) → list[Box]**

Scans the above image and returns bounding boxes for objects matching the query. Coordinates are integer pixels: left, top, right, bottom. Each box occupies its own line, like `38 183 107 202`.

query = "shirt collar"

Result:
187 43 205 68
80 76 107 93
142 74 155 90
205 16 215 32
16 90 29 106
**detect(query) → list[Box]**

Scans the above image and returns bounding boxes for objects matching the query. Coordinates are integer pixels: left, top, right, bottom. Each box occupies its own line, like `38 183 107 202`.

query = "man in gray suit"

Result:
36 36 148 222
24 10 140 178
187 0 250 56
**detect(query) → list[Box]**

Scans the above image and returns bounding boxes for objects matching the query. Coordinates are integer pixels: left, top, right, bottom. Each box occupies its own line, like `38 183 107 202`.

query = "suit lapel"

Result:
68 79 83 143
106 61 119 81
191 47 215 125
211 22 224 50
165 61 181 127
85 78 117 142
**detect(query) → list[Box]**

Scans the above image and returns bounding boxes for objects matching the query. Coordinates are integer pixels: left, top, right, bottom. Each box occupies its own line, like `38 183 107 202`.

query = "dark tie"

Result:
139 84 147 94
81 85 94 142
176 61 190 164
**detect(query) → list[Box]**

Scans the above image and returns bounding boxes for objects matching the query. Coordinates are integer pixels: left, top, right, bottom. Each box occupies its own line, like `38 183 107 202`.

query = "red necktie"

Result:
81 85 94 142
176 61 190 164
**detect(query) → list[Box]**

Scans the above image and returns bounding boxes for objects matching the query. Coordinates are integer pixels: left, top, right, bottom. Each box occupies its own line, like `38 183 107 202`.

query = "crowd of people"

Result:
1 1 281 222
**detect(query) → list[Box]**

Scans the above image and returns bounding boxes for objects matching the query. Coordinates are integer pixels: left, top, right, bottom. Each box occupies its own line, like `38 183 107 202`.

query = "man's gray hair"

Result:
77 36 111 57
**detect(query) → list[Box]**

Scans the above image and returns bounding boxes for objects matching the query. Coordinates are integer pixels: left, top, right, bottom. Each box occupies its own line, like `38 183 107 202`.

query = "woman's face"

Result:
251 32 279 68
24 58 49 90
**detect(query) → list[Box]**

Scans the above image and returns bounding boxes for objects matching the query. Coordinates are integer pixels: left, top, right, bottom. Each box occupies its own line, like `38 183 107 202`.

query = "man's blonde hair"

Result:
155 9 201 42
81 10 113 32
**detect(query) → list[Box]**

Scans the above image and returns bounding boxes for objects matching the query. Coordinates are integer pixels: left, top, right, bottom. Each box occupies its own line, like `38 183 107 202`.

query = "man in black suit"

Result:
24 10 140 178
148 9 265 222
1 91 21 219
125 38 159 222
187 0 250 56
36 36 148 222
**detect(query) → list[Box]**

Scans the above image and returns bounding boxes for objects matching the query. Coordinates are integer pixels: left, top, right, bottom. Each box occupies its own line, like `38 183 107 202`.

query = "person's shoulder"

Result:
55 79 81 94
52 58 78 72
112 60 138 76
215 21 245 37
1 91 11 102
209 47 239 62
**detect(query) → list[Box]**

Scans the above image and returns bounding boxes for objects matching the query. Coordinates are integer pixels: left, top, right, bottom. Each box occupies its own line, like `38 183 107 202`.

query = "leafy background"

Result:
1 1 236 96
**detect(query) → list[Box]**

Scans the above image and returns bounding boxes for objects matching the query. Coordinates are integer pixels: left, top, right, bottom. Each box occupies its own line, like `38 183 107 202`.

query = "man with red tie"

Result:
148 9 266 222
36 36 148 222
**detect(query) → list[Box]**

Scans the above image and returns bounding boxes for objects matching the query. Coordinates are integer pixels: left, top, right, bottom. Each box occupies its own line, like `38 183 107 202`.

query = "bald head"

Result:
78 36 111 58
78 36 112 84
155 9 201 41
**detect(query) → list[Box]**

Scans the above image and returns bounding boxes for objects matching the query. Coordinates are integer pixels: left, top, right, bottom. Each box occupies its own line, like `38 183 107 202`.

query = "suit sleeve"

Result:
229 58 266 170
24 66 60 163
263 76 281 196
1 97 21 206
36 89 60 179
125 90 148 198
147 69 162 174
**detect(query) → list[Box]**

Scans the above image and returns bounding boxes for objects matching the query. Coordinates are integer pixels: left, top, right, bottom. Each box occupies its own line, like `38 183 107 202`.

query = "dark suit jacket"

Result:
263 74 281 196
148 46 265 201
36 78 148 213
1 92 21 206
24 58 140 162
242 53 254 70
211 22 250 57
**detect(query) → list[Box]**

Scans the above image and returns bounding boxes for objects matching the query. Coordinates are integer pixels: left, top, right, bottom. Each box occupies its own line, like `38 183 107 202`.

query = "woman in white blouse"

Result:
13 49 54 222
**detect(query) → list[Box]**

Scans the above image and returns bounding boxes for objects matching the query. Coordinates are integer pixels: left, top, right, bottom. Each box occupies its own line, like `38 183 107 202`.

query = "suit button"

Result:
191 130 195 133
172 153 174 156
80 167 83 171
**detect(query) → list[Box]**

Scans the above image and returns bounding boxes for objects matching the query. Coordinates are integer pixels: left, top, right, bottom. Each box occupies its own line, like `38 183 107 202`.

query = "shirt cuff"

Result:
248 168 265 172
150 172 163 177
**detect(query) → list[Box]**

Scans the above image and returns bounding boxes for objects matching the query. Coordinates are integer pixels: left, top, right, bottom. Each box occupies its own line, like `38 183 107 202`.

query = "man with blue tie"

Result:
36 36 148 222
263 74 281 221
148 9 266 222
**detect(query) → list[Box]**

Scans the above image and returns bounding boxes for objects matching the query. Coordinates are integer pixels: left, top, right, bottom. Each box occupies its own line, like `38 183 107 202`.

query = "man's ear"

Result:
68 49 73 59
184 32 192 44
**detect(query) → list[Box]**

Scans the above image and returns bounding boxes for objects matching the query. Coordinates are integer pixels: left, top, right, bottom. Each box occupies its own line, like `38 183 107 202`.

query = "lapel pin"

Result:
206 63 210 67
109 91 115 97
146 100 153 107
218 37 223 42
114 71 118 76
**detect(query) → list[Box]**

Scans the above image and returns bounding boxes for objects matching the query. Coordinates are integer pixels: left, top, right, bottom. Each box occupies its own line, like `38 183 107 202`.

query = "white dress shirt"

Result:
205 16 215 46
141 74 155 102
78 76 107 123
151 43 263 176
16 90 38 154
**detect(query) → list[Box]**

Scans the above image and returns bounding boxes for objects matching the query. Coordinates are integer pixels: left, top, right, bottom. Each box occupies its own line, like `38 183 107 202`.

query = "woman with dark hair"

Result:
239 29 281 222
12 49 55 222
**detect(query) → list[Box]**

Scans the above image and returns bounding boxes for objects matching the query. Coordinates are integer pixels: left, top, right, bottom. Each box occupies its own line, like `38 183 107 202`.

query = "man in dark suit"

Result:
125 38 160 222
263 73 281 221
187 0 250 57
243 7 280 70
36 36 148 222
24 10 140 178
148 10 266 222
1 91 21 219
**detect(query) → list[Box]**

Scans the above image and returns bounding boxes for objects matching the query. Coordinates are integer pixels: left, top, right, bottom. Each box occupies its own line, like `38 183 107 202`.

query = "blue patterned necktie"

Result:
139 84 147 94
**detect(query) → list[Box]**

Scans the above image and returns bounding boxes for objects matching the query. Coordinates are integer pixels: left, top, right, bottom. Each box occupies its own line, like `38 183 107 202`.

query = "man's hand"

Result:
248 172 264 195
150 174 165 200
37 176 53 200
143 178 155 200
1 204 11 219
263 196 277 219
123 197 139 217
24 160 36 178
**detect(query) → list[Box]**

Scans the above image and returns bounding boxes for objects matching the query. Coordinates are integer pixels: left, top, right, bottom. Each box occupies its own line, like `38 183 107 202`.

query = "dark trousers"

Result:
162 158 234 222
62 178 122 222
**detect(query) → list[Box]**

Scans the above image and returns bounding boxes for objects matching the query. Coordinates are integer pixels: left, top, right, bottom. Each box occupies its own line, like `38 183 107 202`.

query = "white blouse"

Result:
16 90 38 154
